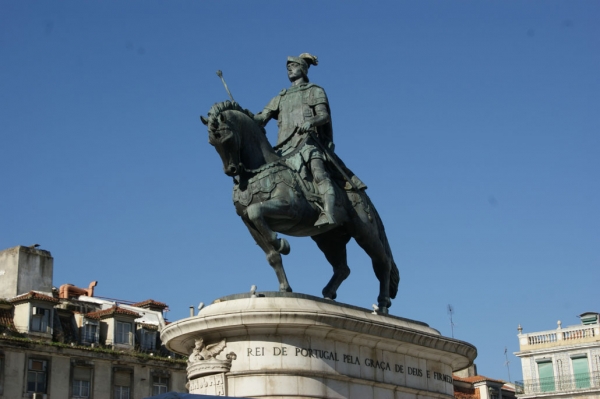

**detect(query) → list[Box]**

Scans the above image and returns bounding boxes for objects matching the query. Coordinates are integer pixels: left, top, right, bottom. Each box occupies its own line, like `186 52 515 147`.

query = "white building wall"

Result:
4 351 25 398
49 355 70 398
0 246 53 298
93 359 113 399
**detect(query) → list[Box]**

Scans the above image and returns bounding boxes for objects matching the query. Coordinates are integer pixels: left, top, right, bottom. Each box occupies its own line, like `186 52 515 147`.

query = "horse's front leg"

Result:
246 198 291 255
244 198 294 292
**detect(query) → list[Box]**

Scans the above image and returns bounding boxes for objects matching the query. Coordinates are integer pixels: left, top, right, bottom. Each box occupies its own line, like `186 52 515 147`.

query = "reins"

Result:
238 131 311 176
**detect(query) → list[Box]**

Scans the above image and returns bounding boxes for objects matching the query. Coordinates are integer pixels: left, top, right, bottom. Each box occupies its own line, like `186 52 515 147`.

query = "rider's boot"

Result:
315 179 337 227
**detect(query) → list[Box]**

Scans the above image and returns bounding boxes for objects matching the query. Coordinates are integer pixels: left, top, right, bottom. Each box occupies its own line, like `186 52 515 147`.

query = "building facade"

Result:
515 312 600 398
453 365 517 399
0 245 187 399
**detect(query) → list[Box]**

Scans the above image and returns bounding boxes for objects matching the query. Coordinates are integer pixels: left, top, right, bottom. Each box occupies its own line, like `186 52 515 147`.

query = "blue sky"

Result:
1 1 598 383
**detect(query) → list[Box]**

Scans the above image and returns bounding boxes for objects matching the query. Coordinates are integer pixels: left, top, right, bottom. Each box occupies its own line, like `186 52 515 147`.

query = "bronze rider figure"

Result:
254 53 339 227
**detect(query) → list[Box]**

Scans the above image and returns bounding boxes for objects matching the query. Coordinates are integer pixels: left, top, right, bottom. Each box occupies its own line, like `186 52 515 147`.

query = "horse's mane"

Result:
206 101 266 135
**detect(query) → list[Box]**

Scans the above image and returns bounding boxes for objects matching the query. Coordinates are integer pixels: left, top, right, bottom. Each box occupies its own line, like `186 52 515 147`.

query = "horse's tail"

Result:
363 193 400 299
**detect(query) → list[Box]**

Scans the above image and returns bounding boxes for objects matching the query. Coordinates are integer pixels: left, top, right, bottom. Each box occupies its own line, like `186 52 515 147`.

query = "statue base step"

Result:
161 292 476 399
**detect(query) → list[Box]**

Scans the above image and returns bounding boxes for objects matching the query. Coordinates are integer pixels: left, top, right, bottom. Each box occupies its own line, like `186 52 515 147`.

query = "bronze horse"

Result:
201 101 399 313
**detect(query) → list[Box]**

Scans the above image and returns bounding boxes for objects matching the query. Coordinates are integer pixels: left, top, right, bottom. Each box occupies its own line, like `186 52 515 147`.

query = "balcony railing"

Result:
80 333 98 344
519 324 599 349
516 371 600 395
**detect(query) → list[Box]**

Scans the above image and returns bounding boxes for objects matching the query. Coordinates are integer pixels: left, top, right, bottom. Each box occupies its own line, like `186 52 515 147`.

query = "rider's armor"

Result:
260 83 337 226
263 83 333 152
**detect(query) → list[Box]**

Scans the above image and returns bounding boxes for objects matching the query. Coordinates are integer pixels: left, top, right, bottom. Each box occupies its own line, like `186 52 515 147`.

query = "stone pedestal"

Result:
161 293 476 399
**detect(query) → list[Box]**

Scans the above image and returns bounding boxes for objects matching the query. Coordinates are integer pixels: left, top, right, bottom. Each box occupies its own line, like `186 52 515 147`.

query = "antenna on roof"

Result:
504 347 512 382
447 304 455 338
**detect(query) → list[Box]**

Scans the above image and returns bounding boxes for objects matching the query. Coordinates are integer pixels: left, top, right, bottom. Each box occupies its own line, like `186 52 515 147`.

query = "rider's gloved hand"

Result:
300 121 312 132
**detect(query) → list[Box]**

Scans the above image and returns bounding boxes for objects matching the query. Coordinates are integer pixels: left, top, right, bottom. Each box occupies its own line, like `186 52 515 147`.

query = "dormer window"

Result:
115 321 133 345
579 312 599 325
138 326 158 351
31 307 50 333
9 291 59 336
82 320 99 344
85 306 139 349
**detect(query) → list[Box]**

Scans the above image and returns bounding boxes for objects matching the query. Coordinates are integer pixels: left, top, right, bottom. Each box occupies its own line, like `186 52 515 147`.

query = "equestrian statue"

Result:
201 53 399 313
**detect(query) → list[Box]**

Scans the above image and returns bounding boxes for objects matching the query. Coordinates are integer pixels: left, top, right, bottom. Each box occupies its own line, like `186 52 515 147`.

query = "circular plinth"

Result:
161 293 476 398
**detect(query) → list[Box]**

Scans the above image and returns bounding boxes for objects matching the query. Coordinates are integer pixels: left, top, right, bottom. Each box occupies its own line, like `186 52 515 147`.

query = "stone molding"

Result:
162 294 476 371
161 293 477 398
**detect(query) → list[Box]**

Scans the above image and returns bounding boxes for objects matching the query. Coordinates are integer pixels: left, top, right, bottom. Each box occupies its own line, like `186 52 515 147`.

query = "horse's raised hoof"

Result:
277 238 290 255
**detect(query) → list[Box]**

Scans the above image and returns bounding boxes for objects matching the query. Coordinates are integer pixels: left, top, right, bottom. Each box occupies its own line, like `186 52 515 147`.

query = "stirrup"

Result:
314 212 336 227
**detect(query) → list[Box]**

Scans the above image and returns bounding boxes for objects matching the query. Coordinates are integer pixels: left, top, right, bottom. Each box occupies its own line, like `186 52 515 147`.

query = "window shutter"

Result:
114 371 131 387
572 357 590 388
73 367 91 381
537 361 555 392
572 357 589 375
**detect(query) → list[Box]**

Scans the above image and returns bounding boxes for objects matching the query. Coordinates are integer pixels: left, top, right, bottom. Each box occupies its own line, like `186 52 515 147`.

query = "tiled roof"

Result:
454 375 506 384
454 386 479 399
0 308 16 332
502 384 516 392
10 291 59 304
131 299 168 310
86 306 141 320
138 323 159 330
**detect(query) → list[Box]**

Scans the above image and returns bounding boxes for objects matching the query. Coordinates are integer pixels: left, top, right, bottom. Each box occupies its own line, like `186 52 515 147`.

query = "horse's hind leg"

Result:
352 229 392 314
311 229 352 300
242 218 292 293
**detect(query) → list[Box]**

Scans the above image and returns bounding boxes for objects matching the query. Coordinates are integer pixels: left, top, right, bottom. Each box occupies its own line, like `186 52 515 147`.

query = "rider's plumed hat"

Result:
287 53 318 75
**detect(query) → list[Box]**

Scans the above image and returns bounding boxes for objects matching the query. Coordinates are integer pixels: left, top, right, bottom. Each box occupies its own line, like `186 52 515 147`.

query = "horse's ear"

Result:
200 115 208 125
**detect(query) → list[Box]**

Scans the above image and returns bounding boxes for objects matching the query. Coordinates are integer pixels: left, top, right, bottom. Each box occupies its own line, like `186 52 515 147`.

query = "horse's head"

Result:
201 101 275 177
201 101 245 177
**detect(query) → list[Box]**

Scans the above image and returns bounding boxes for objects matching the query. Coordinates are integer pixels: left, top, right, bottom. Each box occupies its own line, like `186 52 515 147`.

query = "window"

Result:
114 385 130 399
114 371 131 399
31 307 50 333
537 360 555 392
139 329 157 351
72 367 91 398
580 313 598 325
115 321 132 345
27 359 48 393
82 322 98 344
572 356 590 389
0 355 4 395
152 375 168 395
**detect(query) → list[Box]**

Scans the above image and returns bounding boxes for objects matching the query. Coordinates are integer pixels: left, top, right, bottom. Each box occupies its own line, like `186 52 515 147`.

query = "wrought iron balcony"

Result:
516 371 600 395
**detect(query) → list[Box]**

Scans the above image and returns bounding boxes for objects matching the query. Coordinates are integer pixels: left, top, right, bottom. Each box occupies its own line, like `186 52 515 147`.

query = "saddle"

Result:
233 134 366 211
232 163 310 207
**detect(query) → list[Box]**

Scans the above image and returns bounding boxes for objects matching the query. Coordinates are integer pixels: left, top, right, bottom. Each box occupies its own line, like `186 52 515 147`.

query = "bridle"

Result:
213 112 311 179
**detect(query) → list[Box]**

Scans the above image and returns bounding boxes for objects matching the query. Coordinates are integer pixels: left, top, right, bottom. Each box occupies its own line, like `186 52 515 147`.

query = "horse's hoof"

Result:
322 291 337 300
278 238 290 255
280 285 293 293
378 307 389 315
